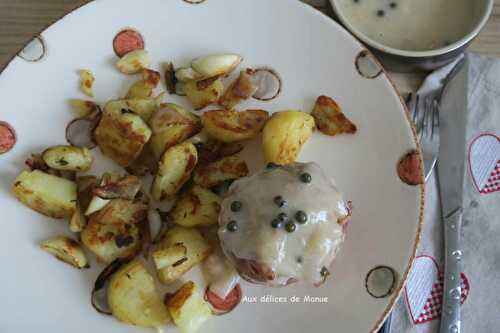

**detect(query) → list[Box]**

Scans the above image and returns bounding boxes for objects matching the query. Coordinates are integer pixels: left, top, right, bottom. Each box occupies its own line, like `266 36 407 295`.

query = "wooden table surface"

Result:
1 0 499 94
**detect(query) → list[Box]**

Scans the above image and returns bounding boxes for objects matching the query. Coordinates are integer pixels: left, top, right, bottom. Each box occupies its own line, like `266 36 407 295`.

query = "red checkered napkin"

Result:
404 256 470 325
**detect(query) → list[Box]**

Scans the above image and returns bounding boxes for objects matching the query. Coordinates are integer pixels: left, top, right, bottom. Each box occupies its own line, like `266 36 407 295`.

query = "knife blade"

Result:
437 59 469 333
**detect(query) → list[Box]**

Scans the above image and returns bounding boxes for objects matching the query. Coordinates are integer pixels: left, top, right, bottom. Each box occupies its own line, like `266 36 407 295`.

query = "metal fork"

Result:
378 92 440 333
412 93 441 181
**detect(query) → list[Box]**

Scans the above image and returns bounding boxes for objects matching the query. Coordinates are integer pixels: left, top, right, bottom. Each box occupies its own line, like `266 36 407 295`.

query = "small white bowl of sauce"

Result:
331 0 493 70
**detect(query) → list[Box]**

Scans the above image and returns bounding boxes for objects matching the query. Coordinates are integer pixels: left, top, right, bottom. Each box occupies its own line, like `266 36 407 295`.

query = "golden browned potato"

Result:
108 260 170 327
40 236 89 269
42 145 93 172
219 69 257 110
202 109 269 142
149 104 201 159
166 281 212 333
184 78 224 110
116 50 150 74
171 185 221 227
79 69 95 97
81 218 142 263
104 94 164 123
69 204 87 232
89 199 148 225
151 142 198 201
311 95 357 136
156 226 212 284
125 69 161 99
190 54 242 79
12 170 77 219
94 108 152 167
262 110 315 164
194 155 248 188
69 99 98 117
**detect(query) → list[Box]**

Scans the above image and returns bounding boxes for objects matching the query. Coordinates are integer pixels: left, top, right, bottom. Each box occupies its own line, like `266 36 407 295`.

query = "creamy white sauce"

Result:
336 0 477 51
218 162 348 286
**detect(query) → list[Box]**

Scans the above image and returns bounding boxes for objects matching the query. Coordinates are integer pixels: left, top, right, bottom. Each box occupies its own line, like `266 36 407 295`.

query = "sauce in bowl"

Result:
336 0 477 51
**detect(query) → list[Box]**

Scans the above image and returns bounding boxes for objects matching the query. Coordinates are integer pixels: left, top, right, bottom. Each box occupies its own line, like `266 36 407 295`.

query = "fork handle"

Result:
439 209 463 333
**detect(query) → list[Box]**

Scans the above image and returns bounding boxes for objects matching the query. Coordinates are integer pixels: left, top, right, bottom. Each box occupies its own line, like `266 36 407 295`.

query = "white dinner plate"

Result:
0 0 424 332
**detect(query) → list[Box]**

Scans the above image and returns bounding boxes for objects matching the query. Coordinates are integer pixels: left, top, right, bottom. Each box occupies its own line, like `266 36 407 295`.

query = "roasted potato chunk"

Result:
108 260 170 327
196 141 244 165
262 111 315 164
311 95 357 136
194 155 248 188
81 218 142 263
184 78 224 110
69 204 87 232
126 69 161 99
202 109 269 142
151 142 198 200
116 49 150 74
149 104 201 159
79 69 95 97
69 99 98 117
40 236 89 269
219 69 257 110
89 199 147 225
171 185 221 227
156 226 212 284
94 108 152 167
152 244 187 271
42 145 93 172
104 94 164 123
12 170 77 219
166 281 212 333
191 54 242 78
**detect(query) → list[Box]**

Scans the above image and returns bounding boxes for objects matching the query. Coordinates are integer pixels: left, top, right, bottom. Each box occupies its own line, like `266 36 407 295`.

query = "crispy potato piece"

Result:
89 199 147 225
116 49 150 74
104 94 164 123
166 281 212 333
42 145 93 172
202 109 269 143
81 218 142 263
194 155 248 188
157 226 212 284
149 104 201 159
151 142 198 201
196 141 244 166
108 260 170 327
152 244 187 270
40 236 89 269
171 185 221 227
79 70 95 97
69 204 87 232
94 108 152 167
184 78 223 110
12 170 77 219
219 69 257 110
191 54 242 78
311 95 357 136
125 69 161 99
262 110 315 164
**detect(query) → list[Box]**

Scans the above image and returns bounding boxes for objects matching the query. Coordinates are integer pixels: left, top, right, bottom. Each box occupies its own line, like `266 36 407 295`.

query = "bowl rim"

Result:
330 0 494 58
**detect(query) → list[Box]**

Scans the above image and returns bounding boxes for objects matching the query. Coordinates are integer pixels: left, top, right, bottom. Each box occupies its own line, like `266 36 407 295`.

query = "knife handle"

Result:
439 208 463 333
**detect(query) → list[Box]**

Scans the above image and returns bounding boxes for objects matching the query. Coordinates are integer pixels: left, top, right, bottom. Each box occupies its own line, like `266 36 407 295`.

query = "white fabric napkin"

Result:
391 53 500 333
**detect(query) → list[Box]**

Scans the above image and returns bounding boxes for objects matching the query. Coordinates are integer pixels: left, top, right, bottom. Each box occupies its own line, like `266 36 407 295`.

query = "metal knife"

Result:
437 62 469 333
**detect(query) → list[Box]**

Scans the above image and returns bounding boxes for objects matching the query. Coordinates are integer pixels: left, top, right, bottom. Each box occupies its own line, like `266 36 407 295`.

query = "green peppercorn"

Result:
277 212 288 222
295 211 308 224
227 221 238 232
300 172 312 183
274 196 286 208
320 266 330 277
230 201 242 212
271 219 282 229
285 222 297 233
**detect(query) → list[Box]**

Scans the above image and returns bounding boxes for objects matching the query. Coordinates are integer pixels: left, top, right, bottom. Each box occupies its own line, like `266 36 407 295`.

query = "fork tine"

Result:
412 94 420 124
